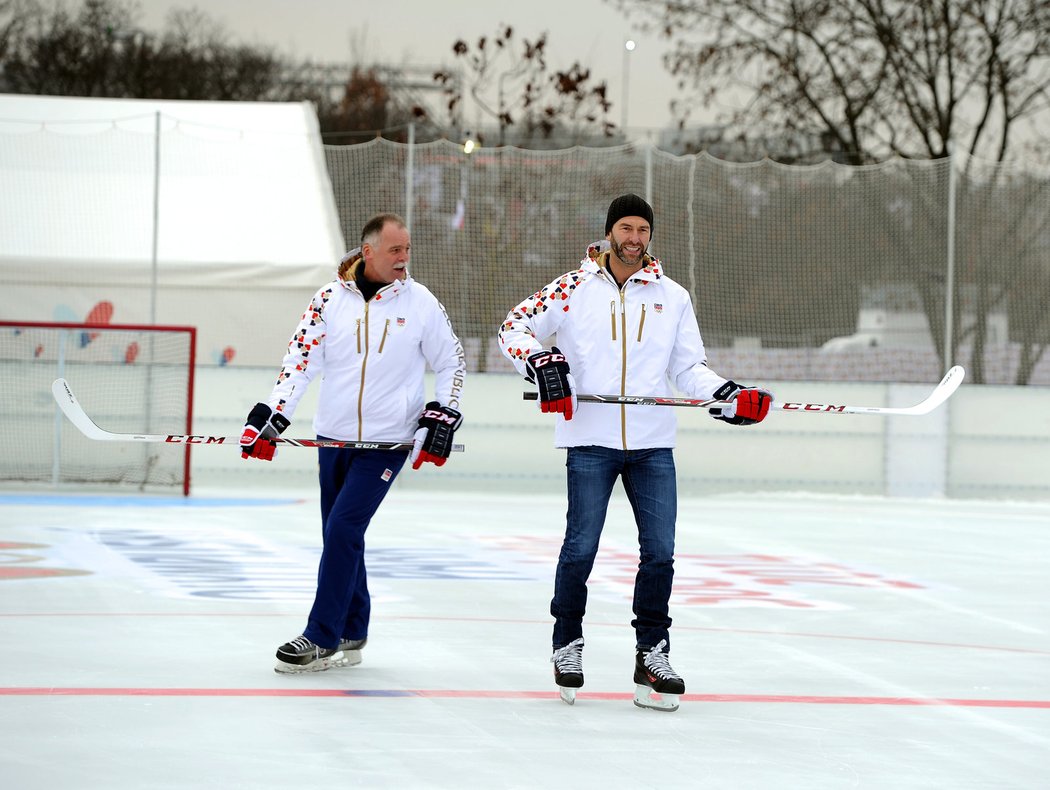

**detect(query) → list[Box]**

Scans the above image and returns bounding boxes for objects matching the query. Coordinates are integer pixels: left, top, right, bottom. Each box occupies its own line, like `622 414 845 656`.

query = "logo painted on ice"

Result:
82 529 543 601
486 536 926 610
0 541 91 580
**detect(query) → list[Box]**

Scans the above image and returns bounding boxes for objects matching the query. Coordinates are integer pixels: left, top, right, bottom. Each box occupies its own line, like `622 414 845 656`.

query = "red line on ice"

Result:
1 687 1047 707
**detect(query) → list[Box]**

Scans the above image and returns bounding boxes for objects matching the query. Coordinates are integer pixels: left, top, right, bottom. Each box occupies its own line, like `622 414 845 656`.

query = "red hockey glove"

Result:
410 402 463 470
525 346 577 420
240 402 290 461
709 381 773 426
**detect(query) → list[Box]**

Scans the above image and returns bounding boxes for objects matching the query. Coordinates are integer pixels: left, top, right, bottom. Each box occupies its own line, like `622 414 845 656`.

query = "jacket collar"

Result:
337 258 410 300
582 240 663 284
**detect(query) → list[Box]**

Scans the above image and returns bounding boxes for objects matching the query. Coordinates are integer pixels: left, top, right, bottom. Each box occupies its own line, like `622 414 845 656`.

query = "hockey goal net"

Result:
1 321 197 495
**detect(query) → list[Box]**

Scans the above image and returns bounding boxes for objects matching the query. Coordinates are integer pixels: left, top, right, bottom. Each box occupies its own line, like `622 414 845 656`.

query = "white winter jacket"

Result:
498 243 728 450
266 268 466 442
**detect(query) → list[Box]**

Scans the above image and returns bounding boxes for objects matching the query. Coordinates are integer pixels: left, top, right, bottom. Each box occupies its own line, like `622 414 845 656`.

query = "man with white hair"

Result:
242 213 466 674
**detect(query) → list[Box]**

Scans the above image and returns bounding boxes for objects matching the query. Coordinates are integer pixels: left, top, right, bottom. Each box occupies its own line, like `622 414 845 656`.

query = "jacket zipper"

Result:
637 303 647 342
609 300 617 341
619 290 628 449
359 283 394 441
357 302 370 440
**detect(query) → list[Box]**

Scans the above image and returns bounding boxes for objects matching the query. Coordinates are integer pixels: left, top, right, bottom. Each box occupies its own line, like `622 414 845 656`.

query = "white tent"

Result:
0 94 345 366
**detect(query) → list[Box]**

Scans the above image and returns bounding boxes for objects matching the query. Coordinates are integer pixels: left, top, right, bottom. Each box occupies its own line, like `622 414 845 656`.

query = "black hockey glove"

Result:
240 402 290 461
411 401 463 470
525 346 577 420
709 381 773 426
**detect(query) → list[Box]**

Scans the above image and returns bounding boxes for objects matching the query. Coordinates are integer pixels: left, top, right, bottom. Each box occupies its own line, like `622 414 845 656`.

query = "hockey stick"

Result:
523 365 965 417
51 378 465 451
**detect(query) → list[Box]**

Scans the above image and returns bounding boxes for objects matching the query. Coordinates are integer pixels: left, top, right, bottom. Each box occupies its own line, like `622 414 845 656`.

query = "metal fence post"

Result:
943 141 957 372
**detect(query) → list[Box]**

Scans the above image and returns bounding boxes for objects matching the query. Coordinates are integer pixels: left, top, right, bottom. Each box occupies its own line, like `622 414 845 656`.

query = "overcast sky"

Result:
137 0 692 137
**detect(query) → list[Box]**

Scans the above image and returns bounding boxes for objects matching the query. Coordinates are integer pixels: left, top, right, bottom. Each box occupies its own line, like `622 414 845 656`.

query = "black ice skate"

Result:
633 639 685 712
551 637 585 705
275 635 350 674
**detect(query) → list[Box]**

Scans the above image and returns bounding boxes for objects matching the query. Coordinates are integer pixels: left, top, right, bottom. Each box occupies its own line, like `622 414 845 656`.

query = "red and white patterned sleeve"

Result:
265 285 332 418
498 269 584 377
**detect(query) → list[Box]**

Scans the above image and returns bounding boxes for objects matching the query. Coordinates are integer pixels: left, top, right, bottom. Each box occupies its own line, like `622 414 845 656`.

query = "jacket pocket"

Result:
637 303 647 342
378 319 390 353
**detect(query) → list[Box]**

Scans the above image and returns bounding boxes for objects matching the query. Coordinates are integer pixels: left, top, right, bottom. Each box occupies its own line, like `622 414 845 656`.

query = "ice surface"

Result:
2 488 1048 789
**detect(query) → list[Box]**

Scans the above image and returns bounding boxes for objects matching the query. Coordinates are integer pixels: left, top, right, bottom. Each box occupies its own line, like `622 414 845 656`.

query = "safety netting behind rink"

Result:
0 322 196 494
325 139 1050 385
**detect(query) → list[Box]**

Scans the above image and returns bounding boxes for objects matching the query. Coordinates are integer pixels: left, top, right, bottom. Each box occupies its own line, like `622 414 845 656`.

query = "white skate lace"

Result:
287 636 317 654
551 637 584 672
643 639 682 681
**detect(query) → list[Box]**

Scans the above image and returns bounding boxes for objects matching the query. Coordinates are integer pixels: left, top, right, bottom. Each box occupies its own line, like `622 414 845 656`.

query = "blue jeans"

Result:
551 446 678 651
302 443 407 649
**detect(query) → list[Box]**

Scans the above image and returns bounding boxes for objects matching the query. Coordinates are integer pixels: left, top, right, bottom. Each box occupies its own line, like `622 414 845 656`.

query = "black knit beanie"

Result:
605 193 654 235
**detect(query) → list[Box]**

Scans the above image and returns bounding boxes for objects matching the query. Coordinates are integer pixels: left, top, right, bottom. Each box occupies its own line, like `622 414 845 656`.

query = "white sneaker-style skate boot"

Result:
551 637 585 705
633 639 685 712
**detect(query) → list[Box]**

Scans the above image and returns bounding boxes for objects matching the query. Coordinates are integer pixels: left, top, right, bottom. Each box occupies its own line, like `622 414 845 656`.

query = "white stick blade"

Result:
52 378 112 440
909 365 966 415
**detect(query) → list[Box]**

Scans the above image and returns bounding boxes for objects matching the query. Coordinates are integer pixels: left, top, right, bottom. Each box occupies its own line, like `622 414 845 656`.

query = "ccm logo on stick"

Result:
166 435 228 444
782 403 846 412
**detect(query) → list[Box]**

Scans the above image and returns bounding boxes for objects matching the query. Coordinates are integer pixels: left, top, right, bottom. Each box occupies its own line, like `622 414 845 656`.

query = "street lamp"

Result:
621 39 636 134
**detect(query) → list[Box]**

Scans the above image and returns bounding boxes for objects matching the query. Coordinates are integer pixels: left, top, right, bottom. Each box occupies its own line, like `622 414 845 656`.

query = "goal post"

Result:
0 320 197 495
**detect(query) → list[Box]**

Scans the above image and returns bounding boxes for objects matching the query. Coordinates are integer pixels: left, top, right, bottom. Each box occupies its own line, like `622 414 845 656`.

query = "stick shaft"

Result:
51 379 463 451
522 366 965 417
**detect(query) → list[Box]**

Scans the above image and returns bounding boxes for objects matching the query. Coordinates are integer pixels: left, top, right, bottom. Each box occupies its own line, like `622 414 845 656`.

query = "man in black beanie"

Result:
498 193 774 712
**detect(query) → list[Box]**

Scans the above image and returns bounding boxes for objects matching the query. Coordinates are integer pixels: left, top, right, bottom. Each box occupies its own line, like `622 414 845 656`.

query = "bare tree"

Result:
1 0 282 100
609 0 1050 383
3 0 136 95
2 2 442 140
149 7 281 101
308 65 429 143
1 0 35 65
433 24 614 147
613 0 1050 164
